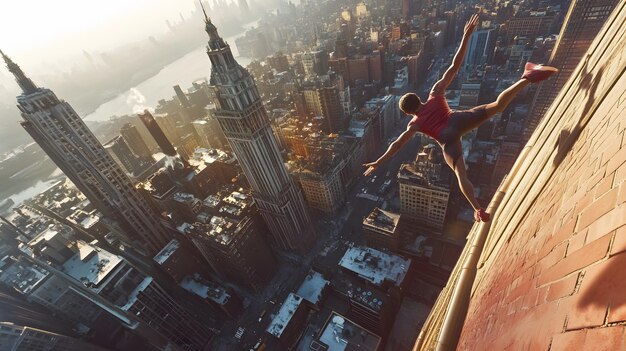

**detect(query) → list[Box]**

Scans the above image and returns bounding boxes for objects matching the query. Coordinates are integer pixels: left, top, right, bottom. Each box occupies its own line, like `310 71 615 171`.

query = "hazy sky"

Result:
0 0 204 65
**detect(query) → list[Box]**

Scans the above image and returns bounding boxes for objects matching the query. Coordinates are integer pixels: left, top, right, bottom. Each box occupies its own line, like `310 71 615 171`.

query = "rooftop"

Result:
0 258 49 294
363 208 401 235
330 272 387 313
316 312 381 351
179 274 230 305
66 209 100 229
348 285 386 313
188 148 236 172
173 192 200 206
62 242 123 288
177 216 244 246
397 155 450 190
153 239 180 265
338 246 411 287
296 270 329 305
267 293 304 338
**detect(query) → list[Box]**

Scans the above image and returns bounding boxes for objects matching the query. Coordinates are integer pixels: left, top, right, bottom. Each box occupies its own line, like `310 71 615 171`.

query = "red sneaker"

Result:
521 62 558 83
474 208 491 222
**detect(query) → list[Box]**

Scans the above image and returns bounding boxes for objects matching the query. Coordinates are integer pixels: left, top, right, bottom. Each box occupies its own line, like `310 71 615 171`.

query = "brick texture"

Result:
455 7 626 350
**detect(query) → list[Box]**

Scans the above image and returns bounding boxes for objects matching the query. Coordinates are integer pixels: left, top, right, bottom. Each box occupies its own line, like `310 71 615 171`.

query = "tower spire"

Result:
1 50 38 95
199 0 210 23
200 2 227 50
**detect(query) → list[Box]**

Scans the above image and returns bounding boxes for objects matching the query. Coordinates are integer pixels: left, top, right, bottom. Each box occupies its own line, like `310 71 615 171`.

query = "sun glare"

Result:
0 0 196 57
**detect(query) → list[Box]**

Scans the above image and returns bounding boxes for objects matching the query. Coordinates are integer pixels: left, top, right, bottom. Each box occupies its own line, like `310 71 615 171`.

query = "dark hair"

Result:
399 93 421 115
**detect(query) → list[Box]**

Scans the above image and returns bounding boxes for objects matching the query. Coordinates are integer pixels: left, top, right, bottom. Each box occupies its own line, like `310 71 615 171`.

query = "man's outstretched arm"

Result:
431 14 480 96
363 126 417 176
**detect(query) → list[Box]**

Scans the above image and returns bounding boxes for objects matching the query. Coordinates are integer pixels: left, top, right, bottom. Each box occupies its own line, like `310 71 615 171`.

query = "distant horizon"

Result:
0 0 263 155
1 1 201 61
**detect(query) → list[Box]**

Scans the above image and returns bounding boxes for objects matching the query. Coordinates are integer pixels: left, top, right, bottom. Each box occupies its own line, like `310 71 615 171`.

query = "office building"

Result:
103 136 144 175
338 246 412 290
301 80 345 133
266 293 309 349
463 28 496 71
120 123 153 160
1 51 170 254
506 10 557 42
138 110 178 157
180 274 243 318
178 190 277 291
398 146 451 230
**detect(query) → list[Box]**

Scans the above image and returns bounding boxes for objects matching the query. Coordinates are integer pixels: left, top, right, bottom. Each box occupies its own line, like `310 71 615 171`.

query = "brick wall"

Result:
457 3 626 350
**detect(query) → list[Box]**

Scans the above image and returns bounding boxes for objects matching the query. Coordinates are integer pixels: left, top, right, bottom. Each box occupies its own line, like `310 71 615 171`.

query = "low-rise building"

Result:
338 246 412 291
311 312 381 351
266 293 309 349
296 270 329 310
180 274 243 318
363 208 402 251
178 190 277 291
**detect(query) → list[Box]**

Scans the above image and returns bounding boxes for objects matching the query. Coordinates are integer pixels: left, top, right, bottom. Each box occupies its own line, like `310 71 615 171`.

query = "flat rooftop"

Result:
397 162 449 190
62 242 123 288
153 239 180 265
179 275 230 305
363 208 400 234
177 211 250 247
267 293 303 338
316 312 381 351
330 273 386 313
296 271 329 305
0 259 49 294
338 246 411 287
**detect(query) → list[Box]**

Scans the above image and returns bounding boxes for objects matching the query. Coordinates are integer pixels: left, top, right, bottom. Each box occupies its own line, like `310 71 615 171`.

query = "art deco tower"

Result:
201 8 316 251
2 51 170 255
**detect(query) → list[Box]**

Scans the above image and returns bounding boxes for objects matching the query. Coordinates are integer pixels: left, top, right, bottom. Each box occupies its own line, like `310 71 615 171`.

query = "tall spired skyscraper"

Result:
201 8 316 251
1 51 170 255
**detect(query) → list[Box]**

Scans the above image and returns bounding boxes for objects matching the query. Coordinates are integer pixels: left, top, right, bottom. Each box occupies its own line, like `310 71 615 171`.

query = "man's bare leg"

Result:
442 141 480 206
484 78 531 117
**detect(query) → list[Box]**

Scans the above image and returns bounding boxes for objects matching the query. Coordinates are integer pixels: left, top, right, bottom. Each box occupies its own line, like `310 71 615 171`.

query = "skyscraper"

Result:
1 51 170 255
138 110 178 157
463 28 496 71
301 81 345 133
103 136 144 175
200 7 316 251
523 0 619 140
120 123 153 160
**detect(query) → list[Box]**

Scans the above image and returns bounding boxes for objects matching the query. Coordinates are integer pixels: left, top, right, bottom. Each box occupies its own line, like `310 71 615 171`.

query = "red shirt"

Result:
407 94 452 141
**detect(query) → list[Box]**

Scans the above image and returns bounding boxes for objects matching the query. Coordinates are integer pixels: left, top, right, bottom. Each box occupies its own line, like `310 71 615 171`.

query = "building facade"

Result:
2 52 170 255
398 147 451 231
0 323 108 351
120 123 153 160
103 136 144 175
202 13 315 251
524 0 619 140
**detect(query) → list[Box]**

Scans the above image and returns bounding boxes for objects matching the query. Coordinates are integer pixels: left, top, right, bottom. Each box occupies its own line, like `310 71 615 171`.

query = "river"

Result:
5 21 257 208
85 26 254 122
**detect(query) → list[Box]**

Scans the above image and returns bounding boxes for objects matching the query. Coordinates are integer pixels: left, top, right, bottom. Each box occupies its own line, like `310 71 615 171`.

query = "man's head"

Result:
399 93 422 116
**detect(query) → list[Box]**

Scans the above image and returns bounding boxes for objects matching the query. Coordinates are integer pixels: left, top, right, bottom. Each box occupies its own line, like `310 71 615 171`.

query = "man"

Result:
363 14 558 222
